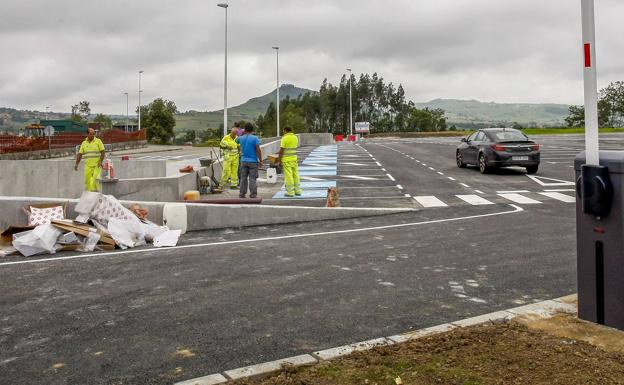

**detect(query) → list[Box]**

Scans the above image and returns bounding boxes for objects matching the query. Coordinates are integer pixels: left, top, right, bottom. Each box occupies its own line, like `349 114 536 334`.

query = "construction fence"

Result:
0 129 147 154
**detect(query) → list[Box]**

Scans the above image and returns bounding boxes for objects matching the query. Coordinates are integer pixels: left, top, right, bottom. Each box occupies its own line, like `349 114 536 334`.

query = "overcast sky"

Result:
1 0 623 114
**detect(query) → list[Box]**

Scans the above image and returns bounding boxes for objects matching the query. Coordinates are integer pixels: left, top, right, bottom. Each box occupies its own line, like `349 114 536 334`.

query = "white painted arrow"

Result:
526 175 575 187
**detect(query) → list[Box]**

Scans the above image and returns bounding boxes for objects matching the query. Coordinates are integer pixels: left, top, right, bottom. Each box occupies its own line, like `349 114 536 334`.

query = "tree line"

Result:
68 99 178 144
255 73 448 136
566 81 624 128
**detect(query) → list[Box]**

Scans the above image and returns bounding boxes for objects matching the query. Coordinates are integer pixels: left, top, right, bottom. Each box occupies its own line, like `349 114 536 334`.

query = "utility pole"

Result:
218 3 229 136
124 92 129 132
347 68 353 136
138 70 144 132
273 46 280 136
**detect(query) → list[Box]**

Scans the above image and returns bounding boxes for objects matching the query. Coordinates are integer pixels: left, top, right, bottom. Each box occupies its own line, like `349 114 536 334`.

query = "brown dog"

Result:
326 187 340 207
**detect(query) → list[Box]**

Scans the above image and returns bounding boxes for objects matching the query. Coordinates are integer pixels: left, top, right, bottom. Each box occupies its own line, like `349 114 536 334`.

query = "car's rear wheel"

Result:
456 150 466 168
526 165 539 174
479 153 491 174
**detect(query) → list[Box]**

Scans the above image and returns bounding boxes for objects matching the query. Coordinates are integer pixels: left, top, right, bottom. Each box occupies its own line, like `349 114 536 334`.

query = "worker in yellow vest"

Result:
219 127 240 189
277 126 302 197
74 128 106 192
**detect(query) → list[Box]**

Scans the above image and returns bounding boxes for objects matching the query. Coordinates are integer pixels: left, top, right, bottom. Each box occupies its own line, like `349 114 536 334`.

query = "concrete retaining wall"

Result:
100 170 200 202
0 196 413 232
0 159 166 199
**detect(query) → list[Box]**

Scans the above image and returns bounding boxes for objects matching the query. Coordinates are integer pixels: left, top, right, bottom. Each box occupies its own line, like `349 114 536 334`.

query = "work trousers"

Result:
282 159 302 196
239 162 259 198
220 154 239 187
84 165 101 192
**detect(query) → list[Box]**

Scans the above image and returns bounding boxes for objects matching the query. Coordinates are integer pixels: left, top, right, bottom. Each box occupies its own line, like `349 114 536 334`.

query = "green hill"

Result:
415 99 570 128
176 84 315 132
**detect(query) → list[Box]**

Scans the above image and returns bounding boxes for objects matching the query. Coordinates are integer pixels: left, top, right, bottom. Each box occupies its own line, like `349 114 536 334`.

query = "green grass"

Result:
522 127 624 135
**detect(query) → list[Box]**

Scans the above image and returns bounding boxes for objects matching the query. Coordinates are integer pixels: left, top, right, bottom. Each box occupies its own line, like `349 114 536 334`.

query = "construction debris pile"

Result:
1 193 181 258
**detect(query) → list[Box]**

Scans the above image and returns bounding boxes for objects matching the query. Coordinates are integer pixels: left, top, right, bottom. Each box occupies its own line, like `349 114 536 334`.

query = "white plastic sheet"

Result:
12 224 62 257
107 218 146 249
153 230 181 247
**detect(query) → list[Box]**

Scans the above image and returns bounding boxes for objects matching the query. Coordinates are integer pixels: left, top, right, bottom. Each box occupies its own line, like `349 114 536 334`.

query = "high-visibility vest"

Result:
79 137 105 167
220 134 239 157
280 132 298 161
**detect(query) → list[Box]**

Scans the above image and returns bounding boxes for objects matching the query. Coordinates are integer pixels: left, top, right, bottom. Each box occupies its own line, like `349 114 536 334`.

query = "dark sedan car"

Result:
456 128 540 174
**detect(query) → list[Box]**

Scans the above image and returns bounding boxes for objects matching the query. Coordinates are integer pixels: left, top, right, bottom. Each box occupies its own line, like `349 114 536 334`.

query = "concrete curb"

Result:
0 196 415 232
174 294 578 385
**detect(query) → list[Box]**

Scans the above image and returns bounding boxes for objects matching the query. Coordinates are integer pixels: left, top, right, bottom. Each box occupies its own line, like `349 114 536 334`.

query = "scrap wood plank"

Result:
51 220 116 246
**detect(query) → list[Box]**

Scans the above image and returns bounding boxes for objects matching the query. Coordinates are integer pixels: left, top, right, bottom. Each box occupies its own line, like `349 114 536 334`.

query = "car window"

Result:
492 130 528 141
467 132 478 141
474 132 485 141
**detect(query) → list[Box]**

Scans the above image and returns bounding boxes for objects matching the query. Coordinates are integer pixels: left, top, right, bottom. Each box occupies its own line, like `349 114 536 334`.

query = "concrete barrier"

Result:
100 170 201 202
0 196 414 232
0 159 166 199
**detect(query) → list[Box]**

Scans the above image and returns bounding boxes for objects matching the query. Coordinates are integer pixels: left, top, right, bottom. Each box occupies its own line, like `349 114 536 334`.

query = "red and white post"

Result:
581 0 599 166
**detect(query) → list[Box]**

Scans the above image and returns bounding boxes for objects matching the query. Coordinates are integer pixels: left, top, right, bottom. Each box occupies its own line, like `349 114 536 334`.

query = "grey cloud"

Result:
0 0 622 114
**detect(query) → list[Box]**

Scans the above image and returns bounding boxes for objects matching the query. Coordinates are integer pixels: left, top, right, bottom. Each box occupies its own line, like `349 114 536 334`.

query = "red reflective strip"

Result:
584 43 591 67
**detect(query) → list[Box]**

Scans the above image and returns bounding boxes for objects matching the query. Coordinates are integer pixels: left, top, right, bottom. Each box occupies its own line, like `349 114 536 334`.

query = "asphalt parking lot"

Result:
1 134 621 385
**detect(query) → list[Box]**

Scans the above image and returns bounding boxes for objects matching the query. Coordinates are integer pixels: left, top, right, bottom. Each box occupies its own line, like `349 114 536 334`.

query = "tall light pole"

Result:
346 68 353 136
581 0 599 165
138 70 144 132
272 46 280 137
218 3 229 136
124 92 129 132
45 106 50 121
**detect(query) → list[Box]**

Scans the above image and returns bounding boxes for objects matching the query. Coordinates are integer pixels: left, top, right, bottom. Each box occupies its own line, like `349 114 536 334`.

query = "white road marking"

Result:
413 196 448 208
422 163 427 166
498 193 542 204
0 206 524 267
526 175 575 187
448 177 456 181
437 172 444 175
545 188 575 192
497 190 530 193
456 195 495 206
459 183 470 188
404 193 411 198
538 192 576 203
474 190 485 195
386 174 396 181
396 185 403 190
381 168 386 171
342 175 378 180
375 162 381 167
428 167 435 171
300 176 324 181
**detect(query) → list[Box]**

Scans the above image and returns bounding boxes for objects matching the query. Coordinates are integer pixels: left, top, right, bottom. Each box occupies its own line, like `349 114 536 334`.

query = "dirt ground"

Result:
236 315 624 385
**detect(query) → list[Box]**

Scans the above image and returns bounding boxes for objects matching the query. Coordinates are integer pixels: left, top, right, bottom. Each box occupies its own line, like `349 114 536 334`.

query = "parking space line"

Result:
456 194 495 206
538 192 576 203
474 190 485 195
459 183 470 188
413 196 448 208
386 174 396 181
544 189 575 192
498 193 542 204
396 185 403 190
497 190 530 193
448 177 456 181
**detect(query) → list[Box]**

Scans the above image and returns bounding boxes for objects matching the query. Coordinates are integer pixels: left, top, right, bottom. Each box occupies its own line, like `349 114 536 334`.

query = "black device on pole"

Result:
575 151 624 331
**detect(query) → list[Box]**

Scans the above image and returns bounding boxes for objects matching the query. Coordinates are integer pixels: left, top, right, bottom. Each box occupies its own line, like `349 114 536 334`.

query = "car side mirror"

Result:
461 138 468 143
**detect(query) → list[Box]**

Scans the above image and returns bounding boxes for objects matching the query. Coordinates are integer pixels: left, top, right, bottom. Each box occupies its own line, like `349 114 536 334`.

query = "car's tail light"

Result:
490 144 507 151
531 144 540 151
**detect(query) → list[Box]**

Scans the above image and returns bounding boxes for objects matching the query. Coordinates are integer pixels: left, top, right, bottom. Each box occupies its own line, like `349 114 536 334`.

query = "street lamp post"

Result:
218 3 229 136
347 68 353 136
45 106 50 121
138 70 144 132
272 46 280 137
124 92 129 132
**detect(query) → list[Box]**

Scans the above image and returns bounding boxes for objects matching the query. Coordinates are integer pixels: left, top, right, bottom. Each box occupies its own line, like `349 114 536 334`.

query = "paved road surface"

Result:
1 134 619 385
